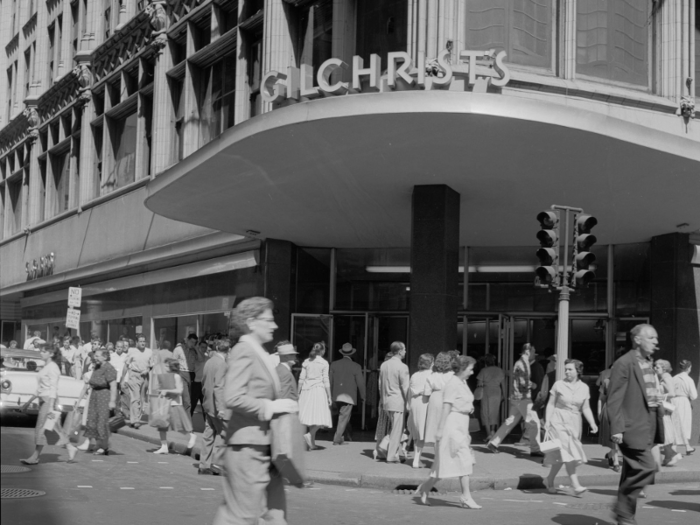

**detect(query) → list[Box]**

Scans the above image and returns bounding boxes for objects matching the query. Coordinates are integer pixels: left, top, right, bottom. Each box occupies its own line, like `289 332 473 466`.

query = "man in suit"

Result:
198 339 230 475
274 342 299 401
330 343 366 445
607 324 664 525
376 341 409 463
213 298 298 525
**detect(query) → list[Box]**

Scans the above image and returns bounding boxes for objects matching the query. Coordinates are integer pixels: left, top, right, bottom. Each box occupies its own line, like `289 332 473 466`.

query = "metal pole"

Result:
556 286 570 381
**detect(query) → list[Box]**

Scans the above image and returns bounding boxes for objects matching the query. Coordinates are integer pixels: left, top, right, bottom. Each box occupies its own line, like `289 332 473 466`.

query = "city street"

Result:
2 416 698 525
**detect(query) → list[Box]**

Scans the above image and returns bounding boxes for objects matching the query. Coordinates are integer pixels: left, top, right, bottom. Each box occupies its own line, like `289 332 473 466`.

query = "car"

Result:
0 349 84 415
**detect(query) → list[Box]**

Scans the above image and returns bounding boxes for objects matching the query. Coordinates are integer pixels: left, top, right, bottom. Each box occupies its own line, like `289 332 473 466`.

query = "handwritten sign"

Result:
66 307 81 330
68 287 82 308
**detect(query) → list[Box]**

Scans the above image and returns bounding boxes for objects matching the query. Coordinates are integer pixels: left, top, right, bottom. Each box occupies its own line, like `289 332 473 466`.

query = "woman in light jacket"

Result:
407 353 434 468
298 341 332 449
21 344 70 464
423 352 454 449
672 360 697 455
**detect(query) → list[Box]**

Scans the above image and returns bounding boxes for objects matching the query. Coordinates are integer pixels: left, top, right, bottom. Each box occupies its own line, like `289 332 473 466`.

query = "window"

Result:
695 2 700 97
24 48 32 97
248 33 263 117
0 183 5 240
170 78 185 162
92 124 103 197
576 0 651 87
48 24 56 84
464 0 555 70
104 112 137 192
355 0 408 63
104 0 112 40
37 158 46 223
295 0 333 78
56 16 63 70
199 53 236 145
49 151 71 217
8 177 23 235
72 3 80 60
6 67 13 122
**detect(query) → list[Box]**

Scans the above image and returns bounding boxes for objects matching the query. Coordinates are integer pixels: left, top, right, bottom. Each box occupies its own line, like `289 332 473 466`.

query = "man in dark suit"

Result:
330 343 366 445
275 342 299 401
607 324 664 525
198 339 230 475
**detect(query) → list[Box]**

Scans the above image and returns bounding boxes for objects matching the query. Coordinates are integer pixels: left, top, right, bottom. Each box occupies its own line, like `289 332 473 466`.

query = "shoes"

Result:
132 422 142 429
638 490 646 499
153 446 169 455
333 438 344 446
198 468 214 475
686 448 695 456
543 478 556 494
187 435 197 449
486 443 499 454
20 458 39 465
664 454 682 467
66 444 78 462
93 448 109 456
459 496 482 509
530 451 544 457
414 486 431 506
76 440 90 451
56 436 70 448
303 433 312 450
572 487 588 498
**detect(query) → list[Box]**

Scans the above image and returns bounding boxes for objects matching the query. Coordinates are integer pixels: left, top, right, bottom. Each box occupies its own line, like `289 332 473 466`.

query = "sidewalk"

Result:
116 416 700 491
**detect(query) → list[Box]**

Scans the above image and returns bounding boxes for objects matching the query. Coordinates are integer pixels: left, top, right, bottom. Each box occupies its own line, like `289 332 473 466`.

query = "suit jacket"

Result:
379 356 409 412
330 357 366 405
607 349 662 450
276 363 299 401
202 352 227 417
224 336 280 446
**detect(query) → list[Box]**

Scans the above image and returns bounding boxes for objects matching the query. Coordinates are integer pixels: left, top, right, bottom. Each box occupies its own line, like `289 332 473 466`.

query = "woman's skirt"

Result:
407 395 429 442
671 397 692 445
298 384 332 428
480 388 502 427
548 408 586 464
662 413 677 446
165 405 193 433
84 389 111 441
424 391 444 445
430 412 474 479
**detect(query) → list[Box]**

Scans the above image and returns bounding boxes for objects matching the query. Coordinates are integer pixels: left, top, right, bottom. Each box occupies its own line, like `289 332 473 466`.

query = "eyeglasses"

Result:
255 317 276 323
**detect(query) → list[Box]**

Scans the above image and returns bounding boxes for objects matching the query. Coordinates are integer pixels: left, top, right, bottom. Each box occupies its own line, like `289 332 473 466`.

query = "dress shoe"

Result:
530 451 544 457
198 468 214 475
132 422 142 429
486 443 499 454
459 496 482 509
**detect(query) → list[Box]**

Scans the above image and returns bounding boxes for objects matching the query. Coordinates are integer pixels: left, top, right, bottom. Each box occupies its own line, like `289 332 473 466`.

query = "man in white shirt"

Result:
377 341 409 463
24 331 42 350
123 335 153 428
110 340 127 380
60 336 76 376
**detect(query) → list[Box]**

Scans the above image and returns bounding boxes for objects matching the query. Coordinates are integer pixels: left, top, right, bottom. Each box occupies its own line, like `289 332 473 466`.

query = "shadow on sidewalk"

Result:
551 514 614 525
647 499 700 513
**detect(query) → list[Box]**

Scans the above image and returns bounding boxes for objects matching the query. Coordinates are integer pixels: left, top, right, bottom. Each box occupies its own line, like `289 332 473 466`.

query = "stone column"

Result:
59 0 73 77
23 103 42 225
409 185 460 371
263 239 296 349
650 232 700 445
74 52 96 206
261 0 294 114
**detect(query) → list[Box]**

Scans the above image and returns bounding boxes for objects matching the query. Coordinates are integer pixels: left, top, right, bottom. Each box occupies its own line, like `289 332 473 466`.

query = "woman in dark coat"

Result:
82 348 118 455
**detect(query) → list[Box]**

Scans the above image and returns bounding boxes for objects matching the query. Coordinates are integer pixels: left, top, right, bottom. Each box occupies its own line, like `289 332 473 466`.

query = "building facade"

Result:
1 0 700 434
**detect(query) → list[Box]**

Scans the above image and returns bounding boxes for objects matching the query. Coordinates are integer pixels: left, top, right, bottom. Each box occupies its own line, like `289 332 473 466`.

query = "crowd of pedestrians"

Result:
5 311 697 525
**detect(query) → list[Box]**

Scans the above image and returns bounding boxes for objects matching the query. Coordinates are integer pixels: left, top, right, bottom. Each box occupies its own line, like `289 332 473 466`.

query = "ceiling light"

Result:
365 265 537 273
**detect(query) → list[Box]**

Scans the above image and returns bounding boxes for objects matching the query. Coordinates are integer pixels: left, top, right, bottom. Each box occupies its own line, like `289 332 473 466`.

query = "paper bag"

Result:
270 413 306 487
157 373 177 390
148 394 171 428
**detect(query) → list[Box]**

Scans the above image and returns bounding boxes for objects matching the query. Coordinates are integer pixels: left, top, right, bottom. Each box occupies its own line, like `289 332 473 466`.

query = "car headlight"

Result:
0 379 11 393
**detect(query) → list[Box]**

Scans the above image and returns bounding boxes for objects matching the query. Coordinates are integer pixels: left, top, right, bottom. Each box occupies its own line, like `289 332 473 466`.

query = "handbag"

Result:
270 413 306 487
473 383 484 401
108 410 127 432
42 410 62 431
538 427 562 455
662 400 675 414
148 394 171 428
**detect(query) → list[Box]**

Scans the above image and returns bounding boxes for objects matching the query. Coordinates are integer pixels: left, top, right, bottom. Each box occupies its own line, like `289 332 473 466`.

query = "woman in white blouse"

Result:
407 353 434 468
672 360 697 455
21 344 70 465
423 352 455 450
298 341 332 449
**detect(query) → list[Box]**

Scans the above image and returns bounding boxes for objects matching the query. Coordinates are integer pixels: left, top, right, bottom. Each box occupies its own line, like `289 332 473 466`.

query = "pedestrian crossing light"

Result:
573 214 598 287
536 211 560 286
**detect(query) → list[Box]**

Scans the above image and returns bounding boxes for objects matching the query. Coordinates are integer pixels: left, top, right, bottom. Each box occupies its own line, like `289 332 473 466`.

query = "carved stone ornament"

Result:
677 96 695 120
147 2 168 33
23 107 40 128
73 64 93 90
151 33 168 53
77 90 93 107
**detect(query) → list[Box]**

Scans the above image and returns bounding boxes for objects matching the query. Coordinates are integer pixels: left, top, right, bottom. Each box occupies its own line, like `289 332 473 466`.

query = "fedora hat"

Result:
339 343 356 356
277 343 298 356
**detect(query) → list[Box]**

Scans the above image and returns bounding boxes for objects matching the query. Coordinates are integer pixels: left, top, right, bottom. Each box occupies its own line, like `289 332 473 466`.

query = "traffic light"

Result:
573 214 597 287
536 211 560 286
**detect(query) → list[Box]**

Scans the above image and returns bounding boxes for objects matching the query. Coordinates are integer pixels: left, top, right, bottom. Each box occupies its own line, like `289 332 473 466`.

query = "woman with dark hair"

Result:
543 359 598 497
153 358 197 454
21 344 70 465
415 355 481 508
80 348 118 456
408 353 434 468
298 341 332 449
423 351 454 449
476 354 505 441
672 360 696 455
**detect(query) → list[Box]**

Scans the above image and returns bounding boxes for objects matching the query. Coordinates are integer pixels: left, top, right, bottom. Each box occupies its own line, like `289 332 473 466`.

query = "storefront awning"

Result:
145 91 700 248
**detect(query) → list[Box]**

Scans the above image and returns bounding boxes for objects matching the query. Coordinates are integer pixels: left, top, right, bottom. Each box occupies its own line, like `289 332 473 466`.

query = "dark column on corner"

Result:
409 185 460 372
262 239 296 348
650 232 700 444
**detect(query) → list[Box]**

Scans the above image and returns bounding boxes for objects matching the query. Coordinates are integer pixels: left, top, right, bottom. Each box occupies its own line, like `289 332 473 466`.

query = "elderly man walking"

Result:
330 343 366 445
376 342 409 463
198 339 230 476
607 324 664 525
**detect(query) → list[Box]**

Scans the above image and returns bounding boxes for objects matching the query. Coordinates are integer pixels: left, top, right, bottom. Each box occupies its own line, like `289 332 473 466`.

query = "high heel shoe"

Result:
413 485 431 506
459 497 482 509
93 448 109 456
67 444 78 462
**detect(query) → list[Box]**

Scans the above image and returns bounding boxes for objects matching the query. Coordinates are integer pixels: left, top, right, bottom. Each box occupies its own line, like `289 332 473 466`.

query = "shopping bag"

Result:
42 410 62 431
538 427 562 455
63 408 83 437
148 394 171 428
108 410 127 432
270 413 306 487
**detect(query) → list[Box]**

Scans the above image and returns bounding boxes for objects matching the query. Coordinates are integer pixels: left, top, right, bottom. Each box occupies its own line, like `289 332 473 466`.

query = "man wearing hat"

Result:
330 343 366 445
275 341 299 401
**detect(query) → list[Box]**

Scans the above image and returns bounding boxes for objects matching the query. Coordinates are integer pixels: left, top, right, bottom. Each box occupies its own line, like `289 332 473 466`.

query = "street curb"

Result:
114 428 700 490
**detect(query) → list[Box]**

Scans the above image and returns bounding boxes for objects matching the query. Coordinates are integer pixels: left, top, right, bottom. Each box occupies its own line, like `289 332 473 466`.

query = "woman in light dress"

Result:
672 360 697 455
476 354 505 441
153 358 197 454
415 355 481 509
298 341 332 450
654 359 683 466
423 351 454 451
407 353 434 468
543 359 598 497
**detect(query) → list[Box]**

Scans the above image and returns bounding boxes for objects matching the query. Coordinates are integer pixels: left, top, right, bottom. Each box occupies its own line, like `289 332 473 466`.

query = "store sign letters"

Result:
262 48 511 104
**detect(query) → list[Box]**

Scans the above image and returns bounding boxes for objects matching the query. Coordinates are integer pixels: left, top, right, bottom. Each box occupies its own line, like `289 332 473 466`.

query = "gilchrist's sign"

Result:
262 48 511 104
